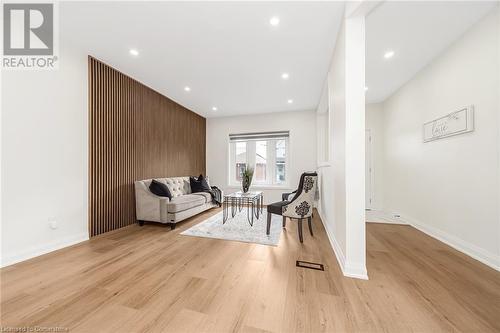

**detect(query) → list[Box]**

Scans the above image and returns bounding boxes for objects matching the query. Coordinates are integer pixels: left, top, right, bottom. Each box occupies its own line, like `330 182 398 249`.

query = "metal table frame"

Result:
222 191 264 226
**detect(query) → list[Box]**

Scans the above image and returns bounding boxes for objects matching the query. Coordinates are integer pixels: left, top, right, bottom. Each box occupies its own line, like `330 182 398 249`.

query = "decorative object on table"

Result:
223 191 263 226
241 166 254 193
423 105 474 142
180 208 282 246
267 172 318 243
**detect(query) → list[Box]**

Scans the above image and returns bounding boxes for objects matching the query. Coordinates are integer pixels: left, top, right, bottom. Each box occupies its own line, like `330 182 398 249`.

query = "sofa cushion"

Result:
165 177 191 197
149 179 172 199
190 174 211 193
191 192 212 203
167 194 205 213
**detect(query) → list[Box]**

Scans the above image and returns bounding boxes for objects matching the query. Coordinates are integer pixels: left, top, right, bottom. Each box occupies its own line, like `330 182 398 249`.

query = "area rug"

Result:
180 208 282 246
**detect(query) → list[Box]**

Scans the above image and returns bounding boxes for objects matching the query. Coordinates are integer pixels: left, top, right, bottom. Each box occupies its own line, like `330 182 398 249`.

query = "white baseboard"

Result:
365 209 407 224
317 208 369 280
1 232 89 268
394 213 500 272
344 262 369 280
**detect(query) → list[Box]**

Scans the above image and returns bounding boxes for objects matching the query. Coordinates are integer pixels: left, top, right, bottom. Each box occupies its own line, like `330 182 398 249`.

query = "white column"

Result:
318 1 378 279
344 15 367 279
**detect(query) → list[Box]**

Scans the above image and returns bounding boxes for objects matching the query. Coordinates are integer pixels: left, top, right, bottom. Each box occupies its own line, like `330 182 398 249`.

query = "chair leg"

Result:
170 223 176 230
267 212 272 235
298 219 303 243
282 216 286 228
308 216 313 236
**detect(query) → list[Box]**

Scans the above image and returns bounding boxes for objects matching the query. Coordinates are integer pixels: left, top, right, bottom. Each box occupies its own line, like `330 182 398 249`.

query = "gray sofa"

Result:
134 176 221 229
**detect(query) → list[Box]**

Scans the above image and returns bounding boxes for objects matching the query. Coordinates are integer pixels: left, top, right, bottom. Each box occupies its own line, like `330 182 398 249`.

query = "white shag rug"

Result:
180 208 282 246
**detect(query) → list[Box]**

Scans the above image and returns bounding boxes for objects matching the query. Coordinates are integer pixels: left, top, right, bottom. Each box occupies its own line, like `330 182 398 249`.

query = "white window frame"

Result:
228 132 290 189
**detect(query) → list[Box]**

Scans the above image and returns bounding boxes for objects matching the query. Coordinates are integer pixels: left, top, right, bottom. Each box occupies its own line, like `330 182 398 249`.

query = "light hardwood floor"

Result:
1 209 500 332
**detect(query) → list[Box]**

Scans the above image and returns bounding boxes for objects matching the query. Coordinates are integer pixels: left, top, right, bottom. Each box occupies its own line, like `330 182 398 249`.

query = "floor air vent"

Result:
296 260 324 271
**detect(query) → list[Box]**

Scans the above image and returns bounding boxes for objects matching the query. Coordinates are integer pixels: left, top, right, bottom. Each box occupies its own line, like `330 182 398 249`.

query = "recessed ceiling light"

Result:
129 49 139 56
364 86 368 91
184 86 191 92
281 73 289 80
384 50 395 59
287 99 293 104
270 16 280 26
212 106 218 111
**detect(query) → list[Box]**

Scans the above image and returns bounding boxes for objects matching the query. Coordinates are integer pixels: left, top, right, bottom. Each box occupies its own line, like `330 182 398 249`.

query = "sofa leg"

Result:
266 213 271 235
282 216 286 228
138 220 144 226
170 223 176 230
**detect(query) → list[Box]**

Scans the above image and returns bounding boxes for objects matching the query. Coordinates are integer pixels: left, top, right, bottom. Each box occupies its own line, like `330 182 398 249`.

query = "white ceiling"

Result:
62 1 345 118
366 1 497 104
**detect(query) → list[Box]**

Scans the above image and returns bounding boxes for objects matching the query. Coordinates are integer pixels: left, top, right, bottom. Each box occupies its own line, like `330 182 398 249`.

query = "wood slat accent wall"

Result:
88 56 206 237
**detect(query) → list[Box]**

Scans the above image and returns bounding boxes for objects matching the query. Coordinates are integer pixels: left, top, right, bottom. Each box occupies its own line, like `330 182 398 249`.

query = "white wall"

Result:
365 103 385 210
377 7 500 269
497 4 500 262
1 45 88 266
320 20 347 263
344 16 367 278
206 110 316 204
317 12 367 279
316 84 330 165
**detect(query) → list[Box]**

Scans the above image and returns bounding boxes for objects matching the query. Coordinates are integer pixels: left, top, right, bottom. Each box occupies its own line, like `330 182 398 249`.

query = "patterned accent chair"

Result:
266 172 318 242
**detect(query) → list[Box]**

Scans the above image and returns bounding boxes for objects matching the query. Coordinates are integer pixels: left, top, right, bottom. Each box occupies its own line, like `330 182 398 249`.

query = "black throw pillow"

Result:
190 174 211 193
149 179 172 199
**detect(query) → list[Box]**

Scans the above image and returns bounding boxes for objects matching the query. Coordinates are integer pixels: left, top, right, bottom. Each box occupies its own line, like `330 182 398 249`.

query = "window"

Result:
255 141 267 183
229 131 289 186
235 142 247 181
276 139 286 183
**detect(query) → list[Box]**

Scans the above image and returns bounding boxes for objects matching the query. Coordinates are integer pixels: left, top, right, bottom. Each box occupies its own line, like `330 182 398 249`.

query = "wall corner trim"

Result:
0 233 89 268
317 208 369 280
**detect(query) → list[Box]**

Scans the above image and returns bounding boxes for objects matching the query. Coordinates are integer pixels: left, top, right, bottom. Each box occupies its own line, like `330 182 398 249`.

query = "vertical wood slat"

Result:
88 56 206 237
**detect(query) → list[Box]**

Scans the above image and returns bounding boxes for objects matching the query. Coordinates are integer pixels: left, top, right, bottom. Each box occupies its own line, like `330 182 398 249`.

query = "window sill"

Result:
227 185 292 190
317 161 332 168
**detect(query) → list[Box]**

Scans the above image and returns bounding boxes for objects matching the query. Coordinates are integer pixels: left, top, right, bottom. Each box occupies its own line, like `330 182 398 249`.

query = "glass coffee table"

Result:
223 191 264 226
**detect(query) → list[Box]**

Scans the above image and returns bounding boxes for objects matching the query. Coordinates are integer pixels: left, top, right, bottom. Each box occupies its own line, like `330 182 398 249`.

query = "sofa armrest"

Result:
135 181 169 223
